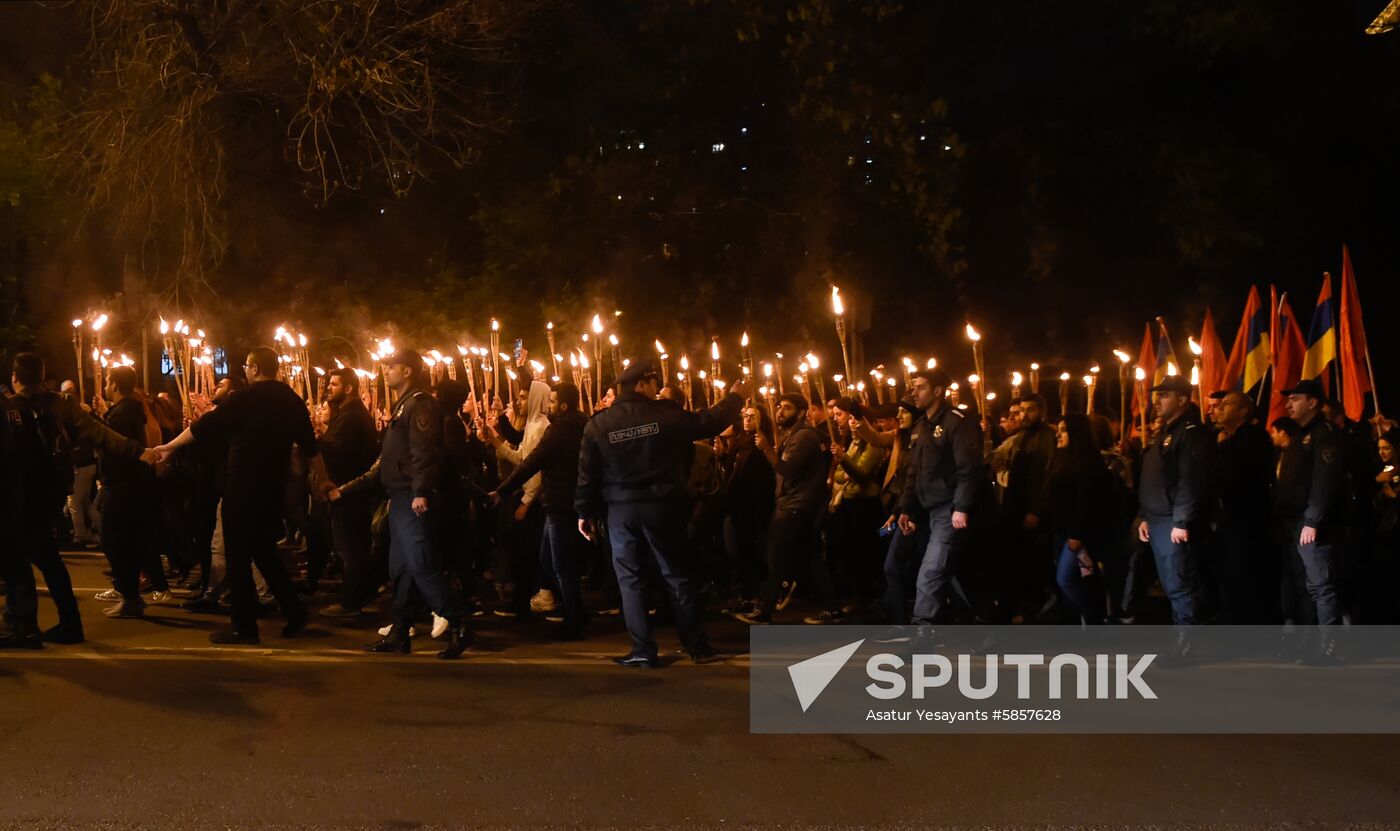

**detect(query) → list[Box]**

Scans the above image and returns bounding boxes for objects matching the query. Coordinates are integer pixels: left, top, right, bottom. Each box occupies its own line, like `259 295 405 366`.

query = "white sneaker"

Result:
377 623 418 638
430 612 449 639
529 589 558 613
94 588 122 602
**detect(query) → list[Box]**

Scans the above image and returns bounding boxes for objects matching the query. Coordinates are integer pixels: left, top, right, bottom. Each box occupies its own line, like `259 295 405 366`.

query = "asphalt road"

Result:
2 551 1399 830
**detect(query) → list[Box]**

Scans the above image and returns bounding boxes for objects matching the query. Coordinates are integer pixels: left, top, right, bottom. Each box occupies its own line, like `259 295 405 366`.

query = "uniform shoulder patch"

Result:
415 410 430 431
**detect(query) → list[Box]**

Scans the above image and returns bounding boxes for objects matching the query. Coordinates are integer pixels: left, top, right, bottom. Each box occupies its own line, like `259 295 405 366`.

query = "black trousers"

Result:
332 492 378 610
221 501 304 634
760 507 837 614
101 483 153 602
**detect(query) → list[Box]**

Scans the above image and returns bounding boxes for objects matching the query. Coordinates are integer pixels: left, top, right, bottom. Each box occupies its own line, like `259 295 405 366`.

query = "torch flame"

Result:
798 363 809 374
741 331 750 348
299 334 308 347
1166 361 1179 377
458 345 468 356
680 356 689 370
1135 367 1147 381
655 339 665 354
608 334 619 347
710 341 720 361
763 363 773 378
968 373 980 385
1113 349 1131 364
314 366 326 375
491 318 500 332
965 324 981 342
72 318 82 328
590 315 603 335
806 353 820 369
1059 372 1072 381
1188 336 1202 356
569 353 578 368
831 286 844 316
1030 362 1040 370
92 313 108 332
926 358 937 369
1083 375 1093 386
547 321 554 331
902 357 915 369
1011 371 1023 386
159 319 169 335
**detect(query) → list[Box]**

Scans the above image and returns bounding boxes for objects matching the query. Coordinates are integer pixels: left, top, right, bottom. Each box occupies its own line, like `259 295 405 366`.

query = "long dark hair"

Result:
1053 414 1102 473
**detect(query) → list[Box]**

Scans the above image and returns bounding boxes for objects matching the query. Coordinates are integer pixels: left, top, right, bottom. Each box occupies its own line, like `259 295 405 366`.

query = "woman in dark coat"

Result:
1027 414 1117 624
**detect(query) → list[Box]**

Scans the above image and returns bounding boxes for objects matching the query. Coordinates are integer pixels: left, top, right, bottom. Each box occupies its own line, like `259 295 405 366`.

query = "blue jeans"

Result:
539 513 584 633
911 504 956 626
607 501 708 659
1145 518 1202 625
1054 539 1103 624
388 490 465 627
881 524 927 624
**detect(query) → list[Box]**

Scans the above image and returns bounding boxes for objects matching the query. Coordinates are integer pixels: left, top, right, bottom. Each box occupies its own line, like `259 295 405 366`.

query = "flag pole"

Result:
1364 343 1384 422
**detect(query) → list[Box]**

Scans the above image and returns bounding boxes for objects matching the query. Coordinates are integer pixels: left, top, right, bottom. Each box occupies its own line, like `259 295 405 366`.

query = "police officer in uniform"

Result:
895 368 987 629
347 349 473 659
575 358 751 667
1135 375 1211 630
1276 379 1347 654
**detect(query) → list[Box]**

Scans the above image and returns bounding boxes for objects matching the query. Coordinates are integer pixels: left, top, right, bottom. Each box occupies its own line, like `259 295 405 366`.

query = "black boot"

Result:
437 619 474 660
42 620 85 645
365 623 411 654
0 624 43 650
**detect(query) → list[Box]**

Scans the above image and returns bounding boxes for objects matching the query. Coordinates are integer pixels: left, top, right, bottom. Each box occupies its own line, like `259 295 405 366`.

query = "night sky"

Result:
2 1 1397 398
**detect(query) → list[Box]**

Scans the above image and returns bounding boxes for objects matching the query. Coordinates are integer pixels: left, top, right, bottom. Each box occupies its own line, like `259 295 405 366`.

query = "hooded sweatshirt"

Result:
494 379 550 507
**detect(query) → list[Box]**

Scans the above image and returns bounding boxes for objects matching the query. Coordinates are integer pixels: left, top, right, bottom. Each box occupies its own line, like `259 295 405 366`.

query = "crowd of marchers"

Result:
2 348 1396 666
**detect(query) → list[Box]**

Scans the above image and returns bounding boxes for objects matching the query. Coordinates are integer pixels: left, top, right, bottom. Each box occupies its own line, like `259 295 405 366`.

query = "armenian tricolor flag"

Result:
1301 274 1337 393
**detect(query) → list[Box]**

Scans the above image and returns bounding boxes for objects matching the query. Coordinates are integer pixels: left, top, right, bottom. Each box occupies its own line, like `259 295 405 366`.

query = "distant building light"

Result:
712 143 725 153
637 141 645 149
740 127 748 135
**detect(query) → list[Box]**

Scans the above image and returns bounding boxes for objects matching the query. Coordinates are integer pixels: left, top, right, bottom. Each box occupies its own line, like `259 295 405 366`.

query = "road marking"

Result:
0 646 751 667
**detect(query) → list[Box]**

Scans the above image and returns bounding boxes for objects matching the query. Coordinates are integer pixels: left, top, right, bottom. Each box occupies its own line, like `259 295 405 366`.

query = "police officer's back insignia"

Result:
609 423 659 444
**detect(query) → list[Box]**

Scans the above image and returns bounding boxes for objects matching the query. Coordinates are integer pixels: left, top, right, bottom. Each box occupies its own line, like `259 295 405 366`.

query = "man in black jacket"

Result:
1135 375 1211 627
492 382 588 637
155 347 332 645
735 392 838 624
896 368 986 628
1277 379 1348 635
96 366 160 619
576 359 750 667
1209 390 1275 622
2 353 153 648
317 368 380 616
344 349 472 658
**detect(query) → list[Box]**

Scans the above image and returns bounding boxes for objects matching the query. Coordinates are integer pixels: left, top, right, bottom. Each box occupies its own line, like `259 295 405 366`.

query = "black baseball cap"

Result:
1148 376 1192 396
616 357 661 388
1279 378 1326 400
382 348 423 368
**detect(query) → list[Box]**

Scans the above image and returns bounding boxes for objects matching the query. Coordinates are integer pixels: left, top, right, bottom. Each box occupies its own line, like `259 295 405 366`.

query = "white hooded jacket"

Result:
495 379 550 506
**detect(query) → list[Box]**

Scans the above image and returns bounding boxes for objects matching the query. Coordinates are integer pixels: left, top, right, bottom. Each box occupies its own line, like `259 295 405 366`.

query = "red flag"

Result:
1133 322 1155 418
1198 308 1227 396
1269 286 1307 428
1338 246 1373 421
1222 286 1263 392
